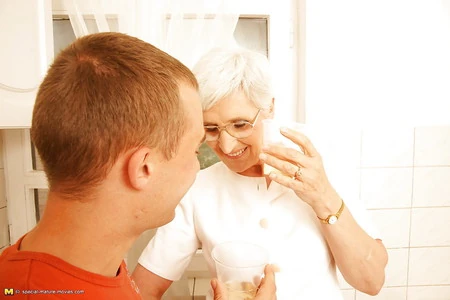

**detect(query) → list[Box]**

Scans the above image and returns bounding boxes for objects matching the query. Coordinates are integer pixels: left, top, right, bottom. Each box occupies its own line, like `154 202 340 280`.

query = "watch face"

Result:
328 215 338 224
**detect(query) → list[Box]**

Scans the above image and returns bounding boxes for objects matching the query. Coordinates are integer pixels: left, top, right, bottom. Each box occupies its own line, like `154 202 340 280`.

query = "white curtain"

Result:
61 0 240 68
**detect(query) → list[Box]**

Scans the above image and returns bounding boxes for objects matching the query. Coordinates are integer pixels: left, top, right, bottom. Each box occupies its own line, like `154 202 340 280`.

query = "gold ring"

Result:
293 165 302 180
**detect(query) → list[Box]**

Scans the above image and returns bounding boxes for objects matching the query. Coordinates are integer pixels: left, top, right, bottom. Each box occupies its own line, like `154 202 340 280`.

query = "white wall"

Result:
304 0 450 127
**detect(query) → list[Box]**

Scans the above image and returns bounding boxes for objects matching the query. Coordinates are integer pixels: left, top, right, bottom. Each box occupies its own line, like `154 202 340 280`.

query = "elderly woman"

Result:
132 47 388 299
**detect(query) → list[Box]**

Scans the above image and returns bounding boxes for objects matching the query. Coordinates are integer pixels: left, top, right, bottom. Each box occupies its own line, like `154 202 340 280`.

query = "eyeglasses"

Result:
203 109 262 142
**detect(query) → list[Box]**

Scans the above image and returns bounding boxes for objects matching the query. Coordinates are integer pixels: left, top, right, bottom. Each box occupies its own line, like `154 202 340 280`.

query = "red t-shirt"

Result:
0 236 142 299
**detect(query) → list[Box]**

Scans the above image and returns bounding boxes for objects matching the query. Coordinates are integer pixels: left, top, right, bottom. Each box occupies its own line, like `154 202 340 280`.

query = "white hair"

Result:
192 47 273 111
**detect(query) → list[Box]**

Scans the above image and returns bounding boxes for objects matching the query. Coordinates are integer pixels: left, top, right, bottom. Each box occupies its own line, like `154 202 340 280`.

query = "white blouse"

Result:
138 162 379 299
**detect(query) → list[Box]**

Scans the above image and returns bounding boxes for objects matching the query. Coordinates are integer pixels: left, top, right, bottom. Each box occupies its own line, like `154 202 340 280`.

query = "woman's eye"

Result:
233 122 249 129
204 126 218 133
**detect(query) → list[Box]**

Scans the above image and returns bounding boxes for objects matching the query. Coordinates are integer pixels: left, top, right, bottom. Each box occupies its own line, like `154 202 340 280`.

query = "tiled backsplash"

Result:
360 127 415 168
350 126 450 300
0 127 449 299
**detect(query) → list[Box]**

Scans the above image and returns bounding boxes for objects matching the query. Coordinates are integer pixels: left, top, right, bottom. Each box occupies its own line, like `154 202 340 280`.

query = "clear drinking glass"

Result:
212 241 269 300
261 119 306 175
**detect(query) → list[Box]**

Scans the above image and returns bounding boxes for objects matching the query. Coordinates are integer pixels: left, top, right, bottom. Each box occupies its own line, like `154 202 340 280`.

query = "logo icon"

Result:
4 288 14 296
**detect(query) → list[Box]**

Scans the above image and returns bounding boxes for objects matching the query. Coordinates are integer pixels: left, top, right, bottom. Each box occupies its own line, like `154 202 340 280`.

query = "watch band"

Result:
317 199 345 225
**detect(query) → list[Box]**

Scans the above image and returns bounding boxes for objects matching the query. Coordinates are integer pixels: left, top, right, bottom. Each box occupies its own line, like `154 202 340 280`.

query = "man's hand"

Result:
211 265 276 300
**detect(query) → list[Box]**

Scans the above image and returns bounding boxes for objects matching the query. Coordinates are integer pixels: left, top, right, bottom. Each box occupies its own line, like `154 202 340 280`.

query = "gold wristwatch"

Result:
317 199 345 225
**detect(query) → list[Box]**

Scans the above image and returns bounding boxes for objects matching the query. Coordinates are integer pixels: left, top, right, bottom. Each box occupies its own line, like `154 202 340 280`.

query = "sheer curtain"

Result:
62 0 239 68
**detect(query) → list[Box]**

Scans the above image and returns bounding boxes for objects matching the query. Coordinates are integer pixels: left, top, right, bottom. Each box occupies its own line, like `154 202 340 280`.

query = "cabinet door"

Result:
0 0 53 128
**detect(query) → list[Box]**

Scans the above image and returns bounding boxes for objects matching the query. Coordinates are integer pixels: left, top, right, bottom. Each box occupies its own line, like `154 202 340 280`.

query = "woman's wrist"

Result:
312 193 342 219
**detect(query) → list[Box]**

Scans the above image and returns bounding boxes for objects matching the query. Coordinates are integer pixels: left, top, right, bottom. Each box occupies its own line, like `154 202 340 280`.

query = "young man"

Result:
0 32 274 299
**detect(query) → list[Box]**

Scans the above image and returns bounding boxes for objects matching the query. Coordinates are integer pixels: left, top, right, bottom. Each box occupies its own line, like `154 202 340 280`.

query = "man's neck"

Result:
20 199 138 278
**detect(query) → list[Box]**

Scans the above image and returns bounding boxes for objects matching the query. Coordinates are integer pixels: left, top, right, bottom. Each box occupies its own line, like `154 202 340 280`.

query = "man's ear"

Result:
127 147 153 190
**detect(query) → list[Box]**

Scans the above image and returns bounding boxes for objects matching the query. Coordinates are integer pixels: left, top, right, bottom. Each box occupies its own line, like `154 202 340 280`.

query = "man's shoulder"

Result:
0 245 35 291
0 247 90 288
0 250 140 299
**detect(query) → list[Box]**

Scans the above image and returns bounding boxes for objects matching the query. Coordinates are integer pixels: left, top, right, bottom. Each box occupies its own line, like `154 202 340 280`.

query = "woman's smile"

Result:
224 147 247 159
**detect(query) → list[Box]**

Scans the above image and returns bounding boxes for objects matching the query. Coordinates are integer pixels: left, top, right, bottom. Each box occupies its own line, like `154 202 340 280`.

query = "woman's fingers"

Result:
211 278 227 300
261 144 311 169
255 265 277 300
259 152 297 178
268 170 306 192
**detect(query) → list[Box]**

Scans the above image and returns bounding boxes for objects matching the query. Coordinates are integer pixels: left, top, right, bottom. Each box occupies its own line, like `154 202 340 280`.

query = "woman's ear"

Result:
127 147 152 190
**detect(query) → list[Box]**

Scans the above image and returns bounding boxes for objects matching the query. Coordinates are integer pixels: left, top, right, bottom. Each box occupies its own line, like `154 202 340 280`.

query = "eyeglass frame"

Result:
203 109 262 142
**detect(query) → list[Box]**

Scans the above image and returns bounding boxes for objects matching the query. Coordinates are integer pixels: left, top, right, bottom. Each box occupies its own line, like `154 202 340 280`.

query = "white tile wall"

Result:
361 168 413 209
341 126 450 299
384 249 409 287
361 128 414 167
414 126 450 166
408 247 450 286
407 286 450 300
341 289 355 300
410 207 450 247
413 167 450 207
356 287 407 300
368 209 410 248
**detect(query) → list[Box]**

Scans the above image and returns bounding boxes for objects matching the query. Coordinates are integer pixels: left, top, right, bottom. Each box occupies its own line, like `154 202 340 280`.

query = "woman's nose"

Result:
218 130 238 154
